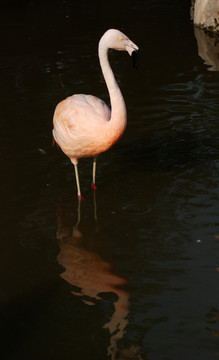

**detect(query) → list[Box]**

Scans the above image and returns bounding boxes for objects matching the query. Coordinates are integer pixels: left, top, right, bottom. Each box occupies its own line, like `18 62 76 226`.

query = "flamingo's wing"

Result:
53 94 110 128
52 94 111 160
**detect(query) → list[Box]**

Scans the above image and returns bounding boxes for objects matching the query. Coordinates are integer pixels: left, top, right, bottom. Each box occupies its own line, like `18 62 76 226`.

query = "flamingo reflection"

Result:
56 197 142 359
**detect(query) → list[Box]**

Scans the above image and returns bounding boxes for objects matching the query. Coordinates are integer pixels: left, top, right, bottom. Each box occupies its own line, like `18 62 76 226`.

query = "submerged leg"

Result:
91 157 97 190
93 189 97 221
74 164 82 200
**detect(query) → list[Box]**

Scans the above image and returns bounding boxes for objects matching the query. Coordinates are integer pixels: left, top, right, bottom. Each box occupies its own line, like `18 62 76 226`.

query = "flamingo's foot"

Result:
91 182 96 191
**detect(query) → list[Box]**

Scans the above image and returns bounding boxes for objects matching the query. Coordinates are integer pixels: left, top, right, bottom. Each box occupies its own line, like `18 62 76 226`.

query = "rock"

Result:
193 0 219 31
194 26 219 71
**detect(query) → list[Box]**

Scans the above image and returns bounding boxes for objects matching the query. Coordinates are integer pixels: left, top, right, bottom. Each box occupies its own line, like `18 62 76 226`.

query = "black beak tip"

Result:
132 49 139 69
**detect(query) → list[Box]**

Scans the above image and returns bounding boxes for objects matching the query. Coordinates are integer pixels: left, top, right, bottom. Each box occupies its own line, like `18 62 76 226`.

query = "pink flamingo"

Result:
52 29 139 199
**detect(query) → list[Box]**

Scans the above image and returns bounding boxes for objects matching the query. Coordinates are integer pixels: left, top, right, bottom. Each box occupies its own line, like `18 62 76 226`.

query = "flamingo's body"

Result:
53 29 138 198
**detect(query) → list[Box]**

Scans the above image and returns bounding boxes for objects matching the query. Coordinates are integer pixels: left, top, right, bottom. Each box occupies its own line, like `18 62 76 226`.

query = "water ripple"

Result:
121 202 151 217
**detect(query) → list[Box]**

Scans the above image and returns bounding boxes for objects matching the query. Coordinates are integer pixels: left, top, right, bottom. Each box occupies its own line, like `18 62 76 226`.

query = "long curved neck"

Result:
98 41 127 136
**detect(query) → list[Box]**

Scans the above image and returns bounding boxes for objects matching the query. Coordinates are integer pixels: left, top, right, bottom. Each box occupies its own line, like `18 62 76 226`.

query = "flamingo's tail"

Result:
52 136 59 148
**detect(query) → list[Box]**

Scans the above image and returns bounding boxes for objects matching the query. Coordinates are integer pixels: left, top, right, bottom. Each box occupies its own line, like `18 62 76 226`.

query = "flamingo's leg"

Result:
91 157 97 190
74 164 82 200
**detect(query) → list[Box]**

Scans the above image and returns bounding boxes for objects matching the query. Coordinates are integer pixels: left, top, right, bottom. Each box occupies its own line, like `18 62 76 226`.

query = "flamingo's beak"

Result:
125 39 139 68
131 49 139 69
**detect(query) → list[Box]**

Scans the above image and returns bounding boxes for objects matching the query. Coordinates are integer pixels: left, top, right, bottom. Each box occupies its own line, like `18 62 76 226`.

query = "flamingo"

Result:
52 29 139 199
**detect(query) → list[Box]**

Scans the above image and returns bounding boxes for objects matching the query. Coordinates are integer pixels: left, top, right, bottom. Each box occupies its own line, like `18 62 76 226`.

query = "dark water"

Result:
1 0 219 359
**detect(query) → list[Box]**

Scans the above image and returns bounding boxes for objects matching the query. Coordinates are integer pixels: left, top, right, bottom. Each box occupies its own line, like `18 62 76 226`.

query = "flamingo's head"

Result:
99 29 139 67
